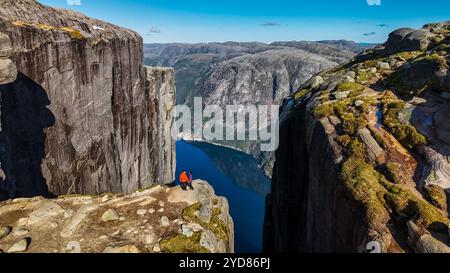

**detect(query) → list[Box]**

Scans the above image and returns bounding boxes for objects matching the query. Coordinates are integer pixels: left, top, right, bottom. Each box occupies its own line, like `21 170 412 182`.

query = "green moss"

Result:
417 53 449 69
362 59 378 68
423 184 447 211
293 88 311 100
396 51 420 61
160 232 209 253
342 157 449 233
384 162 403 184
313 103 335 118
341 157 390 225
382 99 427 149
336 134 352 147
182 203 229 242
356 69 376 84
338 112 367 136
346 138 366 159
335 82 365 96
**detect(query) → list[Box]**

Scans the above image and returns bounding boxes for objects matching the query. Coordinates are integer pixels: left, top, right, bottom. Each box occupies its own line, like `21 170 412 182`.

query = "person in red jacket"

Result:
179 171 189 191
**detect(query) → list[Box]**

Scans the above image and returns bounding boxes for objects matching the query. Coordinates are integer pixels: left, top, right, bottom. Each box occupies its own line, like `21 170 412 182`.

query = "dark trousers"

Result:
181 182 194 190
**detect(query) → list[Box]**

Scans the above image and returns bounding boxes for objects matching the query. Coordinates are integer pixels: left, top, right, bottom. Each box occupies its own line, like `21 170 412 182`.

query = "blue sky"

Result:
38 0 450 43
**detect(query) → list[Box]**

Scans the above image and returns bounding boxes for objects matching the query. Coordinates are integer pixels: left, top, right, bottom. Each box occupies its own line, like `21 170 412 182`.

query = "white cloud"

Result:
67 0 81 6
367 0 381 5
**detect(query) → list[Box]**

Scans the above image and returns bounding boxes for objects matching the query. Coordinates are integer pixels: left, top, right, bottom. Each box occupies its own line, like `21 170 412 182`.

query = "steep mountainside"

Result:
0 180 233 253
144 41 360 104
264 21 450 253
145 41 366 175
0 0 175 200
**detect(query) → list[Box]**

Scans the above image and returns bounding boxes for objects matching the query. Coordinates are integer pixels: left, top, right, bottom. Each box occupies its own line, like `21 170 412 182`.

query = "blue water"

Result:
175 140 270 253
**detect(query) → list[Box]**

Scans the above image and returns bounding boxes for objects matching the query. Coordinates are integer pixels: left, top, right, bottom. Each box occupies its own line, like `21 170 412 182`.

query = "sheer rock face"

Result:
0 180 234 253
265 21 450 253
0 0 175 199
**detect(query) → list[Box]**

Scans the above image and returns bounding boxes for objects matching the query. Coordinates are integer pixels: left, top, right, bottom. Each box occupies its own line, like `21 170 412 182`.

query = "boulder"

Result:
160 216 170 227
12 227 29 237
385 28 433 53
101 209 119 222
0 226 12 240
6 238 30 253
377 61 390 70
309 75 324 89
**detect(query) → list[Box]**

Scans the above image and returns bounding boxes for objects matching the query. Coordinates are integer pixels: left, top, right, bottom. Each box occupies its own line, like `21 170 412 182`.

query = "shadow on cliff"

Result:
0 72 55 201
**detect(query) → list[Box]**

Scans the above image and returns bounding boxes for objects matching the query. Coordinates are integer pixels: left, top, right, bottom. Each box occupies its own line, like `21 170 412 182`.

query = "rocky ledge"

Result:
0 180 233 253
265 21 450 253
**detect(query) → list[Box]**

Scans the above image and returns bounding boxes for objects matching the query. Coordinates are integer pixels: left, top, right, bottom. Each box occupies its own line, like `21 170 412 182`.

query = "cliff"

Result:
0 0 175 200
0 180 234 253
264 21 450 253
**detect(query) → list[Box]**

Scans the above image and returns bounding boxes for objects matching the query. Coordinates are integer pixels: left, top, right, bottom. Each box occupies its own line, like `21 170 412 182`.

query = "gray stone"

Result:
136 209 147 216
343 75 355 83
377 61 390 70
7 238 30 253
334 91 351 100
354 100 364 107
0 58 17 85
200 230 218 253
0 226 12 240
160 216 170 227
309 75 324 89
182 225 194 237
101 209 119 222
357 128 385 164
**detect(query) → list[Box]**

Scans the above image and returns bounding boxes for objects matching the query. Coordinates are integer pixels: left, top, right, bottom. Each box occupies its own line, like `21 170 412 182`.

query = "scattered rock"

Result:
377 61 390 70
149 208 155 214
182 225 194 237
158 201 165 207
102 245 140 253
158 208 164 213
187 222 204 232
309 75 324 89
7 238 30 253
152 245 161 252
369 67 377 74
334 91 351 100
137 209 147 216
101 209 119 222
144 232 155 244
160 216 170 227
354 100 364 107
343 75 355 83
0 226 12 240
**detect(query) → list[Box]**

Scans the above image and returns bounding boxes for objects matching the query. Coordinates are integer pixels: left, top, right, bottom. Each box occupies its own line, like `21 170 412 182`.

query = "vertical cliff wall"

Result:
0 0 175 199
265 21 450 253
